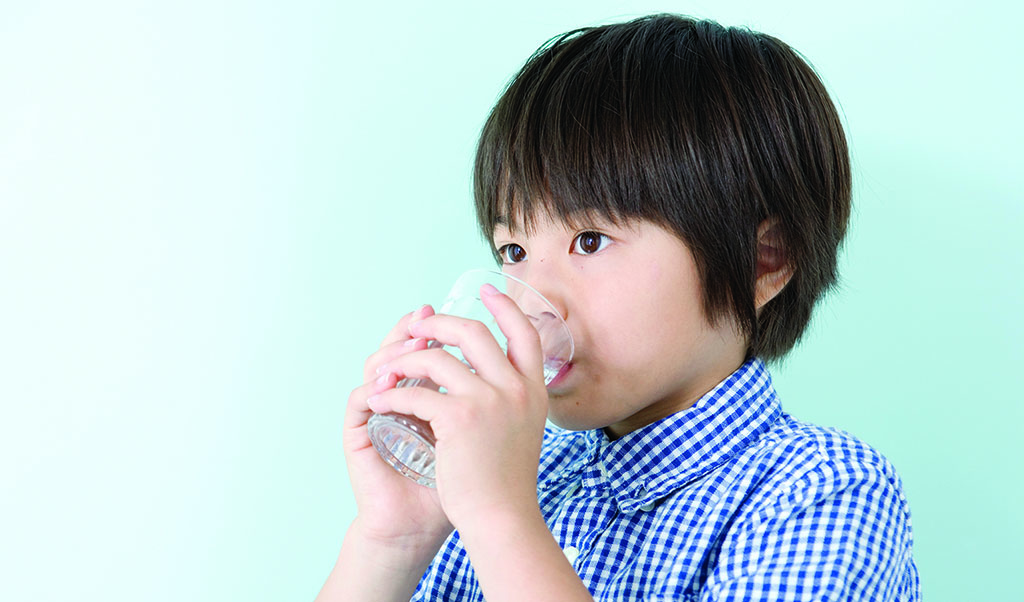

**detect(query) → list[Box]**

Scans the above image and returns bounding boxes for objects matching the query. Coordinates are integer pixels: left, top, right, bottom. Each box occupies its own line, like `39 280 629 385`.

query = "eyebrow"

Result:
492 215 520 236
493 211 625 239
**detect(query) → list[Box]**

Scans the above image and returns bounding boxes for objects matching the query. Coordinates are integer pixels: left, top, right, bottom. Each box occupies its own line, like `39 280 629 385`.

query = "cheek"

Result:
585 267 653 348
594 262 706 367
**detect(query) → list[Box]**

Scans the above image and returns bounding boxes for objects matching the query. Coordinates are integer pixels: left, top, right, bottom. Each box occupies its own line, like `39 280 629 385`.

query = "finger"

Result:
479 284 545 383
363 336 431 383
379 304 435 348
407 314 512 385
377 347 478 396
366 385 447 424
344 373 400 432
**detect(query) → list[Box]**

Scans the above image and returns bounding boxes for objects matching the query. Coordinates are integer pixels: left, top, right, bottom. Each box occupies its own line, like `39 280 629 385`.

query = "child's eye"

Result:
496 243 528 264
571 231 610 255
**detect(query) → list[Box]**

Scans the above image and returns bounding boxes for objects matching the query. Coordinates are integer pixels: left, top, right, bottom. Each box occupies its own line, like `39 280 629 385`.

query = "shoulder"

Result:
701 417 920 600
728 415 917 566
709 414 917 555
758 415 908 496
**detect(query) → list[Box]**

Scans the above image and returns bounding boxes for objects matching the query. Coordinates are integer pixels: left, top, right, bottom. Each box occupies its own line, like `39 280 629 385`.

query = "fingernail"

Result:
409 306 429 332
376 372 390 385
481 283 499 296
404 337 422 347
376 363 389 375
367 394 380 409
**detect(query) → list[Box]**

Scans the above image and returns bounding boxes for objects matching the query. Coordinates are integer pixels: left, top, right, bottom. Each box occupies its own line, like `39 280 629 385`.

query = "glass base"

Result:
366 412 437 488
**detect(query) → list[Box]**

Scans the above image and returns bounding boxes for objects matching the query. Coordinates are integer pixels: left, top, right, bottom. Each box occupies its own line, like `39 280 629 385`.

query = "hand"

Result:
343 304 453 558
366 284 549 529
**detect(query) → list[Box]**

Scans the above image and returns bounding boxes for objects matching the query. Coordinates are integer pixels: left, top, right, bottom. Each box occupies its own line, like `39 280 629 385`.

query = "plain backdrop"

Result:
1 1 1021 600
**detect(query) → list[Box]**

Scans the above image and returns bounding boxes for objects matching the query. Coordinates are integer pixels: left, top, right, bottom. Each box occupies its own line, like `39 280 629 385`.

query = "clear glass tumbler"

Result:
366 269 574 487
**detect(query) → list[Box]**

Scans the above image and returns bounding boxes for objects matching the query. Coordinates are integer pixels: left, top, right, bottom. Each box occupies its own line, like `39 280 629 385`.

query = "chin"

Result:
546 405 606 432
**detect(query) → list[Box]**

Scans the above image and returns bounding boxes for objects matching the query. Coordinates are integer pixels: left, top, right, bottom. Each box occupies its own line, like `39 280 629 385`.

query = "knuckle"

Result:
424 348 450 361
505 378 528 401
451 400 477 424
424 348 464 372
459 319 489 339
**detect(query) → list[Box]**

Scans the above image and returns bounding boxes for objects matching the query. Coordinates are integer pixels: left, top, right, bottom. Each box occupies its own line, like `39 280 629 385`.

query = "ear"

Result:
755 218 795 311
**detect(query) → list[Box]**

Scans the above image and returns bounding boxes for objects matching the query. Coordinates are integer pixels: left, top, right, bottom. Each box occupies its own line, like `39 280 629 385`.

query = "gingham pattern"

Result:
412 359 920 601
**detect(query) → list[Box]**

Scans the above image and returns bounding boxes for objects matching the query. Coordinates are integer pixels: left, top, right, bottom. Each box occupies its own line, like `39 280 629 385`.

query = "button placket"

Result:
555 477 585 568
563 545 581 564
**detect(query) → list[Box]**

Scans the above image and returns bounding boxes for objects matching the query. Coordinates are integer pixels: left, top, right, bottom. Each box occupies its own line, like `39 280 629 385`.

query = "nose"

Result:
507 263 570 324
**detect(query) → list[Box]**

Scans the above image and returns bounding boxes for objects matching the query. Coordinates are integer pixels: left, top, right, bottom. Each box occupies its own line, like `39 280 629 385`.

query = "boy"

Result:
319 14 919 601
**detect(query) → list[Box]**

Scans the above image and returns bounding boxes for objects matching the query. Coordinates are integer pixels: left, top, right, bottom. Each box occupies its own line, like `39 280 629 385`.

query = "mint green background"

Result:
1 1 1020 600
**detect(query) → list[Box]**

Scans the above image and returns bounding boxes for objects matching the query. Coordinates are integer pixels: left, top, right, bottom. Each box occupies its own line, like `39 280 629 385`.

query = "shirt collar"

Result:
541 358 782 513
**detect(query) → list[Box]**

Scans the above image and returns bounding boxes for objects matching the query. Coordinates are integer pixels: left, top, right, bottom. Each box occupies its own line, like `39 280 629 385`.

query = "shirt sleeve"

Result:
697 443 919 601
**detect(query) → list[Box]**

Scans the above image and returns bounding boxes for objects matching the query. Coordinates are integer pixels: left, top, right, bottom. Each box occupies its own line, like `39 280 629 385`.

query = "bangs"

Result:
474 23 679 240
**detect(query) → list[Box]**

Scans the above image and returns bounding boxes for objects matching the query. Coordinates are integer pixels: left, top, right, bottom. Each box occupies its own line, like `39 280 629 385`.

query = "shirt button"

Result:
640 501 656 512
563 546 580 564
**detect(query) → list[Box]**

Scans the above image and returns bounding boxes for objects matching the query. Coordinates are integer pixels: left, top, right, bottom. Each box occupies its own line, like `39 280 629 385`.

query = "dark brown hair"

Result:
474 14 851 361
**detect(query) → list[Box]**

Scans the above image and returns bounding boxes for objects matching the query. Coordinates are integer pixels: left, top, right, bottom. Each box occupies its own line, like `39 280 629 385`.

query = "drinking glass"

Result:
366 269 574 487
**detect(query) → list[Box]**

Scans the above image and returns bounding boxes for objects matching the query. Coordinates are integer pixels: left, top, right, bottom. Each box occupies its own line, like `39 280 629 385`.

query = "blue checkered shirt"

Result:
412 358 920 600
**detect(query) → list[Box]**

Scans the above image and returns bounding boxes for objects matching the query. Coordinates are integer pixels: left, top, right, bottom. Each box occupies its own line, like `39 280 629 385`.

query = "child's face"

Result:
492 212 748 438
